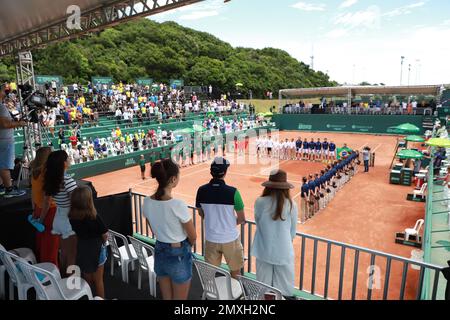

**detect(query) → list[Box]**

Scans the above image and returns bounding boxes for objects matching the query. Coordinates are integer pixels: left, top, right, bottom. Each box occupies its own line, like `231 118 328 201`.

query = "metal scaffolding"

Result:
0 0 205 57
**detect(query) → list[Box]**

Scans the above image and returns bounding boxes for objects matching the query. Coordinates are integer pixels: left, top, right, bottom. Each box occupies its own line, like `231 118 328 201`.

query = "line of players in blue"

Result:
299 150 361 223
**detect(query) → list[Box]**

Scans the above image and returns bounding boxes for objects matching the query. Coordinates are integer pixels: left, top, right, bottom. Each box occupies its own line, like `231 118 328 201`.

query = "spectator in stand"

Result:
195 157 246 278
41 150 78 276
69 186 108 299
143 159 197 300
30 147 60 266
251 170 297 297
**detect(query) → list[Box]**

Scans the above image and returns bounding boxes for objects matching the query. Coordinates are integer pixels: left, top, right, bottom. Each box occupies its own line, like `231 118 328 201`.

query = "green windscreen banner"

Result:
274 114 424 135
136 78 154 86
92 77 113 86
170 79 184 89
35 75 63 86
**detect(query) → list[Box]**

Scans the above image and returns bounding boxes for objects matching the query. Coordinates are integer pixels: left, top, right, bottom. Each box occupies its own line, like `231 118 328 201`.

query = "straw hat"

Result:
261 170 294 190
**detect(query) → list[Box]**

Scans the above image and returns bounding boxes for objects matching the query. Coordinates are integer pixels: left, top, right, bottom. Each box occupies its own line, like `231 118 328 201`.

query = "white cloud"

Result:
291 2 326 11
325 28 348 38
384 1 426 17
179 10 219 20
334 5 381 30
340 0 358 9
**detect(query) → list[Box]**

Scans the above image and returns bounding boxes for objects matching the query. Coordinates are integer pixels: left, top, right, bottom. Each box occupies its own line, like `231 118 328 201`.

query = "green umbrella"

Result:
257 112 265 117
236 83 244 87
425 138 450 148
394 123 421 133
405 135 425 142
264 112 273 117
396 149 424 159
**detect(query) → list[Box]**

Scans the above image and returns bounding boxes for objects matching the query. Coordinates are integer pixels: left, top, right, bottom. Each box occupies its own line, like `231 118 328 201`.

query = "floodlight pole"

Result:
400 56 405 86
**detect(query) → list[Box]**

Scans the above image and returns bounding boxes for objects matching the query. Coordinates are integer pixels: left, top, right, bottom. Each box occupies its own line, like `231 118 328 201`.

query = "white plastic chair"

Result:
405 219 425 241
237 275 283 300
107 230 138 283
193 259 242 300
0 247 61 300
13 255 93 300
413 183 427 199
127 236 156 297
0 245 37 299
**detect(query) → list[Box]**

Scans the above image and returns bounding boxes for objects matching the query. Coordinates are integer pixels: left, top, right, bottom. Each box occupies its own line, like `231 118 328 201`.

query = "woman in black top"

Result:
69 186 108 299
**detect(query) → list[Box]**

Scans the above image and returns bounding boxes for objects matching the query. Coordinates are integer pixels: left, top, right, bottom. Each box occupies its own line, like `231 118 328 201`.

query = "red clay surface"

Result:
87 131 425 299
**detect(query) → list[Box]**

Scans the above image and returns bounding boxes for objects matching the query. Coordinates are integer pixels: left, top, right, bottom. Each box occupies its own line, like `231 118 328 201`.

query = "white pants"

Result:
256 259 295 297
52 206 75 240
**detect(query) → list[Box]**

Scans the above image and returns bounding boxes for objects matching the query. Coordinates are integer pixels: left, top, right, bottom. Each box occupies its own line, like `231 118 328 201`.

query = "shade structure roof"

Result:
0 0 204 56
279 85 443 98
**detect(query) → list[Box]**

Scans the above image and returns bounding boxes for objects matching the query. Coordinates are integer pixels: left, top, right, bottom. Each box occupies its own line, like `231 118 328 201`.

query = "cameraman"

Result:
362 146 371 173
0 83 27 198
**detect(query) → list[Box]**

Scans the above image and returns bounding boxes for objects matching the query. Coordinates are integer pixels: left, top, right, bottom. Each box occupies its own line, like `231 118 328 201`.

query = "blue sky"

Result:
150 0 450 86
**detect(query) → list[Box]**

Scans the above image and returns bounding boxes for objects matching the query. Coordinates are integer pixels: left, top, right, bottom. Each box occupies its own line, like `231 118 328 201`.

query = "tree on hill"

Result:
0 19 337 98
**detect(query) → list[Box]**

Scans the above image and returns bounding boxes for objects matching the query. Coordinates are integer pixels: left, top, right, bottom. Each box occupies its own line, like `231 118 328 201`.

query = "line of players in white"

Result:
255 136 338 162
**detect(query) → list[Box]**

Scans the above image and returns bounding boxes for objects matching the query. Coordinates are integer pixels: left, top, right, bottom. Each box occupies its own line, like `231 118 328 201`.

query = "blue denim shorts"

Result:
154 239 193 284
0 142 14 170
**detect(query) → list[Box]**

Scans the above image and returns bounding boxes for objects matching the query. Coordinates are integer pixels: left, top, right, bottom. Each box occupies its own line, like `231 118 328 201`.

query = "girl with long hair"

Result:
41 150 78 275
69 186 108 299
251 170 298 297
30 146 60 266
143 159 197 300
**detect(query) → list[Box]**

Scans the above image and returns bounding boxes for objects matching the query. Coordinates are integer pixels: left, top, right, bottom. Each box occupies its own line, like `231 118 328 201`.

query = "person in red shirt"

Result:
69 135 78 148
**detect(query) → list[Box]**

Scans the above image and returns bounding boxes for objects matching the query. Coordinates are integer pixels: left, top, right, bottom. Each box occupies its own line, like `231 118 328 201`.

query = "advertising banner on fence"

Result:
35 75 63 86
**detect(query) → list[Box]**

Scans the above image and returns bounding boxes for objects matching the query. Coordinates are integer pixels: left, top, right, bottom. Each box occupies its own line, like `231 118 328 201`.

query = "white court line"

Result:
259 159 290 174
357 141 369 150
372 143 383 153
292 191 302 200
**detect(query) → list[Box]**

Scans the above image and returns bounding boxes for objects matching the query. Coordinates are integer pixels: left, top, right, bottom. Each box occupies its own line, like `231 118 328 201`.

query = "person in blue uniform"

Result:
308 139 315 162
300 177 309 223
296 138 302 161
329 141 337 161
315 138 322 162
322 138 329 162
307 175 315 217
302 139 309 161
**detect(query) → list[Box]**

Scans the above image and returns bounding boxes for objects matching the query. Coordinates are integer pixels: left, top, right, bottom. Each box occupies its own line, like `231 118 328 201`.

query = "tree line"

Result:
0 19 337 98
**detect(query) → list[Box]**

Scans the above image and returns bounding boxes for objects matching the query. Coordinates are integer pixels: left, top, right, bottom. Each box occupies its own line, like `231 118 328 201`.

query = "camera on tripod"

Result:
18 84 50 123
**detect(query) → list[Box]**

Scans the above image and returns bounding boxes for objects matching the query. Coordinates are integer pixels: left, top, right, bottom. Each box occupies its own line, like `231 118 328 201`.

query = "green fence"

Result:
67 125 275 180
274 114 425 134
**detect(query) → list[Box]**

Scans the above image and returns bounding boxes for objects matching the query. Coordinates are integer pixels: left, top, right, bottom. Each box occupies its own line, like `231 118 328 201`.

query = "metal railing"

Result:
130 191 445 300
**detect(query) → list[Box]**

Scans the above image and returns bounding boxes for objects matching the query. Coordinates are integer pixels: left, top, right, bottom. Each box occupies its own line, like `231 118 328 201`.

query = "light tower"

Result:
400 56 405 85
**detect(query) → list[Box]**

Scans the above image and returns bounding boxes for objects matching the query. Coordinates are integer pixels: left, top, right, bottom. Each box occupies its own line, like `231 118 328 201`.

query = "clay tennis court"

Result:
87 131 425 299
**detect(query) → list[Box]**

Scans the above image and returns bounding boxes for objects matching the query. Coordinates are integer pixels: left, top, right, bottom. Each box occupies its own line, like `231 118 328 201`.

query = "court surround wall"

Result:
274 114 424 134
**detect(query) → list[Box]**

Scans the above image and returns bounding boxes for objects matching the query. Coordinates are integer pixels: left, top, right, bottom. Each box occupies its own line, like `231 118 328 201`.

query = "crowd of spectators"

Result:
283 98 437 115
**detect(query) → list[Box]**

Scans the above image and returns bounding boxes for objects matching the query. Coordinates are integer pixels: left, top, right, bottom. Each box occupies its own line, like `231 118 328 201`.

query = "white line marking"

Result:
372 143 382 153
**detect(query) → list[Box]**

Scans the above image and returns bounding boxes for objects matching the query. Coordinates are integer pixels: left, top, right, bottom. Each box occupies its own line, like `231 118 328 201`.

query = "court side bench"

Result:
133 232 326 301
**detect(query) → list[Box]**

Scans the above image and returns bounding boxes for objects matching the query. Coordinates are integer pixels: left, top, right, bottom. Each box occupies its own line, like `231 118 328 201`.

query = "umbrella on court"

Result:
394 123 421 133
396 149 424 159
405 135 425 142
425 138 450 148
